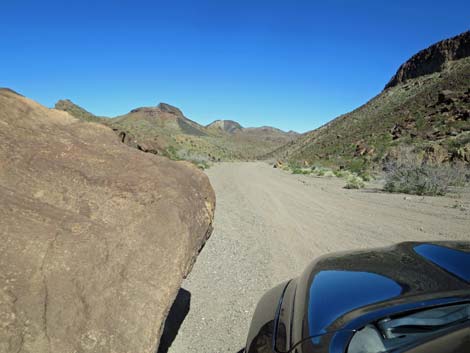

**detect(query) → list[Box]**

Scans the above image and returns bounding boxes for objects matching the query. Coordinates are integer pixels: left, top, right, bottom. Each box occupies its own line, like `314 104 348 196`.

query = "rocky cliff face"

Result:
385 30 470 89
0 89 215 353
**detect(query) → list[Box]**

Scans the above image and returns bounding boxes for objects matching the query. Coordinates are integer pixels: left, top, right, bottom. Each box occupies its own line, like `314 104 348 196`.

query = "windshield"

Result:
347 303 470 353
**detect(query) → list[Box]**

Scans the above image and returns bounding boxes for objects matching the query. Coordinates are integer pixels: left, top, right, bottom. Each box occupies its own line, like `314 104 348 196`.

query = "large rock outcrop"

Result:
385 30 470 89
0 89 215 353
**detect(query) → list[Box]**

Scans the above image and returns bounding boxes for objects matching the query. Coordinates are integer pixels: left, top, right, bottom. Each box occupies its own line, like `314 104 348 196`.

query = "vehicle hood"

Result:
292 241 470 342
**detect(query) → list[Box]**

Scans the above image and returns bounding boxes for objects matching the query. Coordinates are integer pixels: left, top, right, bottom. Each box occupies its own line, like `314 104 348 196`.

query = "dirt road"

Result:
166 162 470 353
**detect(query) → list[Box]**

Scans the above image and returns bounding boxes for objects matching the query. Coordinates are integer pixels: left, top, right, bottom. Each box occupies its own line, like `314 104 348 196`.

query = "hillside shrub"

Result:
323 170 335 178
292 168 310 175
344 175 365 189
192 160 210 170
333 170 346 178
384 161 467 196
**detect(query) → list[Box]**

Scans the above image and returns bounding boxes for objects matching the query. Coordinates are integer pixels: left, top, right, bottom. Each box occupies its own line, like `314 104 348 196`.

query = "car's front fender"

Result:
245 281 289 353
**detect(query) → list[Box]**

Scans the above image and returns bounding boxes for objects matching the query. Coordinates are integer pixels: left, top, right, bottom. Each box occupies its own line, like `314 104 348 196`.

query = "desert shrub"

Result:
292 168 310 175
333 170 346 178
348 158 366 174
166 145 180 160
384 161 467 196
323 170 335 178
359 172 373 182
192 160 210 170
344 175 365 189
287 160 302 169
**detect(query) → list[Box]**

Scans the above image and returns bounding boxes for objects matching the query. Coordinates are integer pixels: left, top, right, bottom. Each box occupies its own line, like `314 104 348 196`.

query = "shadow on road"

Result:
157 288 191 353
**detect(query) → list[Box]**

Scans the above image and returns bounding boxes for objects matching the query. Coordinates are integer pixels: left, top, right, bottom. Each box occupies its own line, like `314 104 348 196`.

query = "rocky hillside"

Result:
55 101 298 162
0 88 215 353
275 31 470 171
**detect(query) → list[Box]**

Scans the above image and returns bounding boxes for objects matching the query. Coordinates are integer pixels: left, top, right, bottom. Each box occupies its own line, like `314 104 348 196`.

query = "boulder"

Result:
456 143 470 162
423 144 450 164
437 90 456 105
0 89 215 353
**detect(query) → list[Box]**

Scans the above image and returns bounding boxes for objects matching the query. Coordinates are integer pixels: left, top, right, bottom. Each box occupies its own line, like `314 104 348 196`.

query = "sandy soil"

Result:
167 162 470 353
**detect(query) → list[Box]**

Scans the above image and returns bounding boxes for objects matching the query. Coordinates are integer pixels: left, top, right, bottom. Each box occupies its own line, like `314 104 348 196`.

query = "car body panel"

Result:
245 281 288 353
245 241 470 353
296 242 470 340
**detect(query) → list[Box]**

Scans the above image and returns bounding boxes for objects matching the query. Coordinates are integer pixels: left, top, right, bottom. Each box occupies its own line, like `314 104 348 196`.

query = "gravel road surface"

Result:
167 162 470 353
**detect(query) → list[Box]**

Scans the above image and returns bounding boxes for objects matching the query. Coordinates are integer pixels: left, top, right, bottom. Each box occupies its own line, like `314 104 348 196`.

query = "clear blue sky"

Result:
1 0 469 132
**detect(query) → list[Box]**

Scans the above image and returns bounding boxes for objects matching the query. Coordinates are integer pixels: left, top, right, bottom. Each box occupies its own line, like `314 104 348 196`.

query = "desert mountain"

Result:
274 31 470 171
206 119 243 133
55 101 298 162
0 88 215 353
55 99 106 123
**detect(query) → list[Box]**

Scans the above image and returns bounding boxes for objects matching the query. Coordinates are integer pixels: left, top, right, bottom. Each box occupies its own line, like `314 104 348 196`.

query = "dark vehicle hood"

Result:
290 241 470 347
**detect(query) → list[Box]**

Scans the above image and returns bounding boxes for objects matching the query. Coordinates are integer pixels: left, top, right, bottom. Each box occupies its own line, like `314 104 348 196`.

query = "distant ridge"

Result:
55 100 298 161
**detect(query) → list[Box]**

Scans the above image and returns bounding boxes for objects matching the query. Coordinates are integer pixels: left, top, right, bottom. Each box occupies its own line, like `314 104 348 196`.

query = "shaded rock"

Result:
0 89 215 353
423 144 450 164
456 143 470 162
354 141 375 157
437 90 456 105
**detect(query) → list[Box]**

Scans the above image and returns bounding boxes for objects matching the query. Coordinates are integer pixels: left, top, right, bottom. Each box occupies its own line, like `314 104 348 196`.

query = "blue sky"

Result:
1 1 469 132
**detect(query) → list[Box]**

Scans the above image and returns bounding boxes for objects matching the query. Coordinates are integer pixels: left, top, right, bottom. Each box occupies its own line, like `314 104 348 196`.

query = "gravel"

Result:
167 162 470 353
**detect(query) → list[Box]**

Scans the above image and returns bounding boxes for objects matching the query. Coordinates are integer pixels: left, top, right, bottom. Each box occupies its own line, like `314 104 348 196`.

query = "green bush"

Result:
190 160 210 170
323 170 335 177
333 170 346 178
359 173 373 182
292 168 310 175
344 175 365 189
384 162 466 196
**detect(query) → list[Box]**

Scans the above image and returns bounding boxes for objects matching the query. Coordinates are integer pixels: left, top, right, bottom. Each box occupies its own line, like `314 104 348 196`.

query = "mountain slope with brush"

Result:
274 31 470 171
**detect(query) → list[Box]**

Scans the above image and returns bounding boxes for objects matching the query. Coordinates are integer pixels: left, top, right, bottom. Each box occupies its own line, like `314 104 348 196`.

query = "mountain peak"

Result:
385 30 470 89
0 88 23 97
54 99 104 123
157 102 184 116
207 120 243 134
